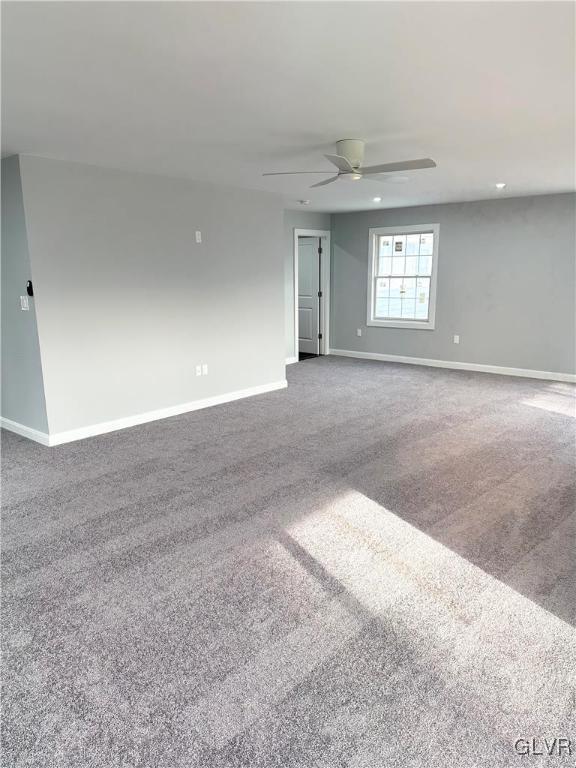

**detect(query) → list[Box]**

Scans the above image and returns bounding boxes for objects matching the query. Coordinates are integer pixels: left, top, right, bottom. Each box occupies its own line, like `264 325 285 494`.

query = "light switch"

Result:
195 364 202 376
20 296 29 311
202 363 208 376
453 334 460 344
356 328 362 337
195 231 202 244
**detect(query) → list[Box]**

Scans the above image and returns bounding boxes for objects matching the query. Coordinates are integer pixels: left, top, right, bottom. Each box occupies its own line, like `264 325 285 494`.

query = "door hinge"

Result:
318 333 323 340
317 290 322 298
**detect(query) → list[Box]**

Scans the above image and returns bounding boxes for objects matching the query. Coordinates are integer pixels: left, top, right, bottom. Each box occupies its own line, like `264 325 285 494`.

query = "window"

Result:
367 223 439 329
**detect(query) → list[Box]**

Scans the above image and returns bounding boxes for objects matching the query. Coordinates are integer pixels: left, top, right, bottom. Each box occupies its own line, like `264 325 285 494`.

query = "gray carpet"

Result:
2 356 575 767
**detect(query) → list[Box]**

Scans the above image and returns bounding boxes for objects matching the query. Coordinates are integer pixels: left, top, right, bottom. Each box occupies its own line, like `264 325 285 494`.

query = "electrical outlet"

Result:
202 363 208 376
356 328 362 337
195 364 202 376
20 296 29 311
453 334 460 344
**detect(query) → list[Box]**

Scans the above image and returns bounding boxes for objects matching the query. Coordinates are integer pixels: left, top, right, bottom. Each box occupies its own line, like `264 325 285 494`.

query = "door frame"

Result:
293 228 331 358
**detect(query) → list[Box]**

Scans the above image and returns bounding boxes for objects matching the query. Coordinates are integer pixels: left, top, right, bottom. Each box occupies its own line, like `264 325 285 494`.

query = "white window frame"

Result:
367 223 440 330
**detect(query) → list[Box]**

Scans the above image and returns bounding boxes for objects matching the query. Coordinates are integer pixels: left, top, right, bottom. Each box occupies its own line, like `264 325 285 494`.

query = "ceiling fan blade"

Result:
324 154 356 173
361 158 437 175
310 175 340 188
358 175 408 185
262 171 335 176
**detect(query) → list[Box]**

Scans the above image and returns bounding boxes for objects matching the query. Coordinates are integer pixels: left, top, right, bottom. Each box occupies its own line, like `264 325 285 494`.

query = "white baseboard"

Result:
0 417 51 446
1 379 288 447
330 349 576 383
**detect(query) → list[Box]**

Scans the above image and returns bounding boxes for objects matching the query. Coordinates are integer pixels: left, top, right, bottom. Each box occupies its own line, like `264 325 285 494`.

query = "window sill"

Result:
367 319 436 330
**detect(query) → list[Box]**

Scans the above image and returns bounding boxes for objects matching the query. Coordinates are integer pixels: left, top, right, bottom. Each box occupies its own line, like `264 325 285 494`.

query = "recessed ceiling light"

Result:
373 197 382 203
298 199 311 205
495 182 506 190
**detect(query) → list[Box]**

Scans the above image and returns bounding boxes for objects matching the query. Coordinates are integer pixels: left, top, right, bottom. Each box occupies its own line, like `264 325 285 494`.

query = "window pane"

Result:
389 277 403 298
391 255 405 275
419 233 434 255
400 277 416 299
393 235 406 255
388 298 401 317
406 234 420 255
375 277 389 298
375 277 390 318
418 255 432 275
405 255 418 275
379 236 393 257
377 255 392 276
375 298 389 318
401 297 417 318
415 278 430 319
416 277 430 301
415 302 428 320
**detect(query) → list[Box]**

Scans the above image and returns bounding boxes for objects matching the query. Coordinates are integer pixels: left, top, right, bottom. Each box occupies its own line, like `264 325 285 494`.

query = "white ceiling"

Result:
2 1 575 212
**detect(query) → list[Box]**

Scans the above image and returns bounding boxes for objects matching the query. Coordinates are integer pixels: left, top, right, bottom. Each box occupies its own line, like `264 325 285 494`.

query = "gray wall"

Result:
331 194 576 374
17 155 286 434
1 156 49 431
283 210 331 359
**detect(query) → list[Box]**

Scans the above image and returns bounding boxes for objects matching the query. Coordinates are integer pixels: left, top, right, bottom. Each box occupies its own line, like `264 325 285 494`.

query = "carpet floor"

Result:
2 356 575 767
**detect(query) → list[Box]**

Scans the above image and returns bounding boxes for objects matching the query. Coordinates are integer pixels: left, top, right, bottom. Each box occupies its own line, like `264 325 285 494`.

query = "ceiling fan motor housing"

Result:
336 139 365 170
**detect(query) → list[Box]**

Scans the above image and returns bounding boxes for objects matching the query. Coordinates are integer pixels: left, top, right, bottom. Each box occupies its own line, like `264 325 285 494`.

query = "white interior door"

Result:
298 237 320 355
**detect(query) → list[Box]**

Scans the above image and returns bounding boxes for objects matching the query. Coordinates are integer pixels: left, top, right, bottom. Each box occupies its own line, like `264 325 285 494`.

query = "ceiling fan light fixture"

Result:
495 182 506 190
373 196 382 203
262 139 437 189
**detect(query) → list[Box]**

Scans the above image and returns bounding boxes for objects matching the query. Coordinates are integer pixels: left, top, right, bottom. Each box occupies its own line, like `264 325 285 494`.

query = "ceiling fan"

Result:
263 139 436 188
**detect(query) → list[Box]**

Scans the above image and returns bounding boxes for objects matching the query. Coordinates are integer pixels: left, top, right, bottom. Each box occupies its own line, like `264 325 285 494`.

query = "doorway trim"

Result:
293 228 331 359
